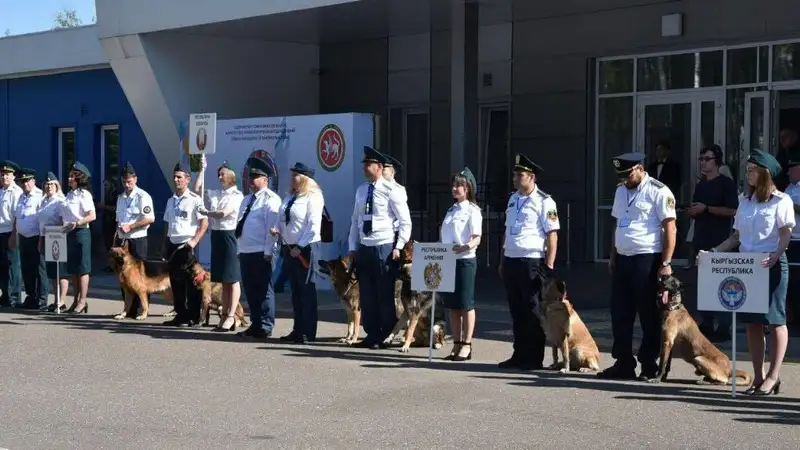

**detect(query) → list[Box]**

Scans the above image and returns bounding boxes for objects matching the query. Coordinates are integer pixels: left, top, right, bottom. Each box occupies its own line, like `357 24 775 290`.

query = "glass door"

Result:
635 92 725 263
743 91 771 185
478 104 511 269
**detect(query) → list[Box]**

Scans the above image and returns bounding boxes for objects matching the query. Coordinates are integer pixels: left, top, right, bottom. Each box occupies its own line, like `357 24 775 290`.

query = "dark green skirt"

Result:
740 253 788 326
210 229 241 283
46 261 70 280
66 227 91 276
443 258 477 311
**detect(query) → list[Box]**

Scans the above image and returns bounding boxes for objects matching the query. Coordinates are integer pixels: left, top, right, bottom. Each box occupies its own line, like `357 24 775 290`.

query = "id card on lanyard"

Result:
619 178 648 228
510 196 531 235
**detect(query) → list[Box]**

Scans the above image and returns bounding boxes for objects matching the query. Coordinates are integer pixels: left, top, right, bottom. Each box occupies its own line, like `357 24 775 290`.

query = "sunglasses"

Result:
697 157 715 162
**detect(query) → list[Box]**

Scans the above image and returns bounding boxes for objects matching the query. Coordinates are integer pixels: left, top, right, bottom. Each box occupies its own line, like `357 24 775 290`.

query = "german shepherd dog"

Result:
318 256 361 344
108 242 174 320
537 268 601 373
184 254 248 329
652 274 752 386
384 241 446 353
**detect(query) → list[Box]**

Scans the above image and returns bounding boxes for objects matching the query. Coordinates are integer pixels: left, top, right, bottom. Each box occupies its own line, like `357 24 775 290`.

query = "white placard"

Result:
411 243 456 293
697 252 769 314
189 113 217 155
44 226 67 263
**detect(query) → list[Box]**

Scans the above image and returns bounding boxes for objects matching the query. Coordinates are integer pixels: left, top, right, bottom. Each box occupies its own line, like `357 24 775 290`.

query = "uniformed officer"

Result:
116 162 156 317
784 153 800 326
348 146 412 349
0 160 23 307
600 152 676 381
61 161 97 314
37 172 69 312
498 154 559 370
162 162 208 327
11 168 47 309
236 157 282 339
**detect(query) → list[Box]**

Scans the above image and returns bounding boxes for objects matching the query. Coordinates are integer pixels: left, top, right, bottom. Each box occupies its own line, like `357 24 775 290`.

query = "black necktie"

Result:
362 184 374 235
284 195 296 225
235 194 257 239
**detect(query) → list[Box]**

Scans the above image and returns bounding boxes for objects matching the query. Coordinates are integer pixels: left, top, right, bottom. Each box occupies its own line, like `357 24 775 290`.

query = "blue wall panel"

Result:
0 68 171 214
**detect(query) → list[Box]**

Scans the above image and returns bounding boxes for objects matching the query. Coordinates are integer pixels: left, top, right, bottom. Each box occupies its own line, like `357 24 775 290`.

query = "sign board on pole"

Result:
697 252 769 314
44 226 67 263
189 113 217 155
411 243 456 293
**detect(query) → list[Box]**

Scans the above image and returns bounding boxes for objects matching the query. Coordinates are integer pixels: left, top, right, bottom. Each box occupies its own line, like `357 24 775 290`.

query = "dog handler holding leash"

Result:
697 149 793 396
601 152 676 382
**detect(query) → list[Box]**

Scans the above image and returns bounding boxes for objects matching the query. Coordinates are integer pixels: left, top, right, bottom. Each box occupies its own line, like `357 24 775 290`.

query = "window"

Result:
597 97 634 203
773 43 800 82
598 59 634 94
726 46 769 85
101 125 120 203
403 111 430 212
637 51 723 91
57 127 76 183
479 106 511 214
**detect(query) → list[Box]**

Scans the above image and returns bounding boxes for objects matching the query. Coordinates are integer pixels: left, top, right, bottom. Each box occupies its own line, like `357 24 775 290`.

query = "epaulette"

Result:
187 190 200 198
537 189 550 199
773 190 787 199
649 178 666 189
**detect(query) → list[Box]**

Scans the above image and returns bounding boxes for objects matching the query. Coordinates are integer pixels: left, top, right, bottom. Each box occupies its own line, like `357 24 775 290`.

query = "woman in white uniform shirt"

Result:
194 155 245 332
440 167 482 362
273 162 324 344
60 162 96 314
700 150 793 396
37 172 69 312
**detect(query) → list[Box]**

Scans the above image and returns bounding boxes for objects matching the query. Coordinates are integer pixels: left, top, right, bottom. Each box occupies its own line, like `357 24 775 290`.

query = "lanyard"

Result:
626 178 649 208
516 196 531 216
173 196 185 216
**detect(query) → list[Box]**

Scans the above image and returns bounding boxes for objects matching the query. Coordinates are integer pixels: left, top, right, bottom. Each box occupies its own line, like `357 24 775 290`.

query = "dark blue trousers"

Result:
356 243 396 343
239 252 275 333
20 235 48 307
283 245 318 340
610 252 662 372
502 257 547 365
0 231 21 306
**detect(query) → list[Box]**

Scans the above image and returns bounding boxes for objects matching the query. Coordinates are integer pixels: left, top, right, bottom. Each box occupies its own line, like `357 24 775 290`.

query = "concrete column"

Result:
450 0 479 173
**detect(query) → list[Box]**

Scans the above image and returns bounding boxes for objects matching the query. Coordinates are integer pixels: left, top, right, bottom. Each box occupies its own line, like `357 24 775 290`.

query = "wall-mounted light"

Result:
661 13 683 37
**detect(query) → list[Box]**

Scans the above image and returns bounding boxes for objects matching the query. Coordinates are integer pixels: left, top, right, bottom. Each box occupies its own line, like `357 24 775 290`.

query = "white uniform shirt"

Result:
237 187 282 256
611 175 676 256
390 180 407 232
734 191 795 253
38 193 65 235
279 190 324 247
441 200 483 260
348 177 412 251
785 182 800 240
503 187 560 259
162 190 206 244
60 189 95 227
116 186 155 240
14 187 44 237
0 183 23 233
206 186 244 231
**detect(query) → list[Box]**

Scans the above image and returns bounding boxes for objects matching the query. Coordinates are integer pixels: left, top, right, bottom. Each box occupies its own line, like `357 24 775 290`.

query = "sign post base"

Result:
731 311 737 398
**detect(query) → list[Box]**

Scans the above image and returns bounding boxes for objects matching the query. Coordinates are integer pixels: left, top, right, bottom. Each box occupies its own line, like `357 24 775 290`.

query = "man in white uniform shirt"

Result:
0 160 23 307
784 154 800 327
498 153 559 371
600 152 676 381
348 146 412 349
162 162 208 327
116 162 155 317
237 157 282 339
11 168 46 309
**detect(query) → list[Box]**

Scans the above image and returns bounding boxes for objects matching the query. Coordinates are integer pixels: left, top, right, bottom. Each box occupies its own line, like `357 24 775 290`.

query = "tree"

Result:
3 29 10 37
53 9 82 29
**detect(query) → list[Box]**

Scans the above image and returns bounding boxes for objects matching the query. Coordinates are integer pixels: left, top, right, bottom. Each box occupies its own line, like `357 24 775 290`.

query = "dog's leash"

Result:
276 234 310 269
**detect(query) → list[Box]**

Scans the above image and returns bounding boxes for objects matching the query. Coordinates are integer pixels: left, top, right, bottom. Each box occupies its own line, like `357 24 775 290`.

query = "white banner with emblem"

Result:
180 113 374 291
44 226 67 263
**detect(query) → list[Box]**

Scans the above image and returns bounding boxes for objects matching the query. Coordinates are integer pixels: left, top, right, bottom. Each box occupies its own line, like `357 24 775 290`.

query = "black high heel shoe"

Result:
753 378 781 396
744 381 762 395
445 341 462 361
452 342 472 362
70 303 89 314
213 316 237 332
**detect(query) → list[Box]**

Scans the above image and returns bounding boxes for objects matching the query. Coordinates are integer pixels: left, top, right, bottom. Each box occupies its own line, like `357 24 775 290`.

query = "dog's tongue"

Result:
661 291 669 305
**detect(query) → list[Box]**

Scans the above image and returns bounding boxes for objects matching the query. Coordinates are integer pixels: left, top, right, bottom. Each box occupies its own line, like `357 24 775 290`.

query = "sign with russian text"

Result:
697 252 769 314
44 226 67 263
411 243 456 293
189 113 217 155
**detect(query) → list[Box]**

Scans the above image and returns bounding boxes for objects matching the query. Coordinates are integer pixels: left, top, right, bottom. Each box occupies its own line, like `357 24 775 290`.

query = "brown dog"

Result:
108 243 174 320
318 256 361 344
184 257 248 329
538 276 601 373
652 274 752 386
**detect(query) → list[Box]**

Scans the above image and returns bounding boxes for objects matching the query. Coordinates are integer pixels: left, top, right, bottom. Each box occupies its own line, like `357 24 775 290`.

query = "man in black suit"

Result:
648 140 682 199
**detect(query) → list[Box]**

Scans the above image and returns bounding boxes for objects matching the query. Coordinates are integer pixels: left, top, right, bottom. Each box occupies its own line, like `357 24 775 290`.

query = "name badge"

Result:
618 218 631 228
361 214 372 222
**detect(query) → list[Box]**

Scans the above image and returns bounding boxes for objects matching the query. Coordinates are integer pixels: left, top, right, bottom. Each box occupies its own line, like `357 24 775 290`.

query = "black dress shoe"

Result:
353 340 378 348
280 331 300 342
516 361 544 371
238 328 271 339
597 364 638 380
163 318 184 326
498 357 520 369
294 334 309 344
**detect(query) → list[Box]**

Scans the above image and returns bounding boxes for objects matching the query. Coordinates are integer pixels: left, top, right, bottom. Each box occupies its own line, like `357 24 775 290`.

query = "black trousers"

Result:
0 231 21 306
20 235 47 307
610 252 662 372
165 241 202 324
121 237 148 316
282 245 318 340
502 256 547 365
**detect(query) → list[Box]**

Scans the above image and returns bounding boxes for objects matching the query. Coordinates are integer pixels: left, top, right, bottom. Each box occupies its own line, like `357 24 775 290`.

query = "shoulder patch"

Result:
666 196 675 211
546 209 558 222
649 178 665 189
143 205 152 214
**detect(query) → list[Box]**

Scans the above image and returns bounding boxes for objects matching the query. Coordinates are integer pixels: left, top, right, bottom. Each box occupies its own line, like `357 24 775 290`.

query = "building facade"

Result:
3 0 800 266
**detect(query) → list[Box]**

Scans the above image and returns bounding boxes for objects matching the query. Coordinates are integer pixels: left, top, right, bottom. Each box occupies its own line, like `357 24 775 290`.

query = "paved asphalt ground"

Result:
1 288 799 449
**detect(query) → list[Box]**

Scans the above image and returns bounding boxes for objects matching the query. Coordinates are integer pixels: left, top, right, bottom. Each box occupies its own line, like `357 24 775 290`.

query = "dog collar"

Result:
666 303 682 312
193 272 205 285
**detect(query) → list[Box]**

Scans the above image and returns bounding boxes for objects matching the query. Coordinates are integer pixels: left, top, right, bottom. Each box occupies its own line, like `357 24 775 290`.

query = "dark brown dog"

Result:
184 256 248 329
318 255 361 344
108 242 173 320
652 274 752 386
